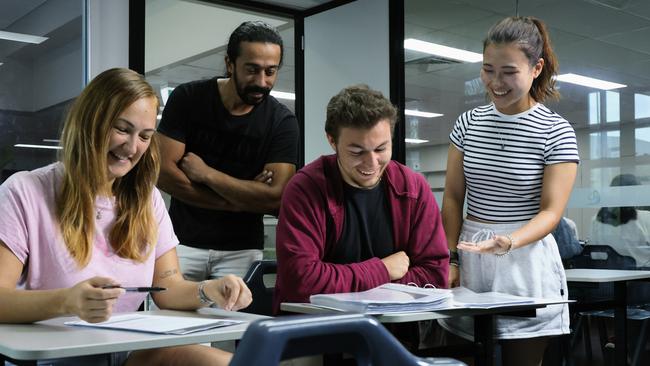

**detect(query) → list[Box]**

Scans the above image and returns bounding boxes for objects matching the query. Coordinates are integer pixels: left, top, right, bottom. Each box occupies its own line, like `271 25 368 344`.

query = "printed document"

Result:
65 314 243 335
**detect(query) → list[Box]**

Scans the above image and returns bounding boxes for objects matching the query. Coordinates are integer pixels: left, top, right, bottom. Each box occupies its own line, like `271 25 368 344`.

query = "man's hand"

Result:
179 152 212 184
204 275 252 311
63 277 124 323
381 251 410 281
254 170 274 185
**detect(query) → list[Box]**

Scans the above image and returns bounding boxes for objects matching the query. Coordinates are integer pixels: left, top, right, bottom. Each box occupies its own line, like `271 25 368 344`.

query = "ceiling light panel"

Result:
405 109 443 118
555 73 626 90
0 30 48 44
404 38 482 63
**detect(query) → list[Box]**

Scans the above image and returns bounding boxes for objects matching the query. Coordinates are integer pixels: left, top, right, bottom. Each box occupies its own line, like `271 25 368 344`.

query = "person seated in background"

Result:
552 217 583 260
589 174 650 268
0 68 251 366
273 85 449 314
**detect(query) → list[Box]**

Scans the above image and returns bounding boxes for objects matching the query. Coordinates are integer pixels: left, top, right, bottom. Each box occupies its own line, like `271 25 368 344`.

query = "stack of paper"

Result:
309 284 538 314
310 283 452 314
65 314 243 335
450 287 536 309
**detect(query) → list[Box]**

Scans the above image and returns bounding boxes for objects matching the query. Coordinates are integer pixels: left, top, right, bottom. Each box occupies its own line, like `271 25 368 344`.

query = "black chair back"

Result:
241 259 277 316
229 314 466 366
566 244 637 303
566 244 636 269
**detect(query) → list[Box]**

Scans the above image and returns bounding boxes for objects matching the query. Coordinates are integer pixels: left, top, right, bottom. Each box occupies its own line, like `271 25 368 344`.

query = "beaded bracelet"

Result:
494 234 514 256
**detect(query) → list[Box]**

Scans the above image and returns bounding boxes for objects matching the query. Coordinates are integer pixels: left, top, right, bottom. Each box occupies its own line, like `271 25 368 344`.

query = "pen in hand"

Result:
101 285 167 292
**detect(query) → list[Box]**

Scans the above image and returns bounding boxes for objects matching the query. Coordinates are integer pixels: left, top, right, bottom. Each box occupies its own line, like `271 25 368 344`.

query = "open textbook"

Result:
309 283 536 314
65 314 243 335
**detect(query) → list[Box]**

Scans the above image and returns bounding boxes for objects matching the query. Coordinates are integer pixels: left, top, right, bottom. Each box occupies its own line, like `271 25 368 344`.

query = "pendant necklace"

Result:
96 208 103 220
495 120 520 150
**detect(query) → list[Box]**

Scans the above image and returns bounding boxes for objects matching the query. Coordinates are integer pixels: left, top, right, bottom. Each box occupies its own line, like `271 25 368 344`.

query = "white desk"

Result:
565 268 650 282
281 298 568 323
565 268 650 366
282 298 569 366
0 309 267 363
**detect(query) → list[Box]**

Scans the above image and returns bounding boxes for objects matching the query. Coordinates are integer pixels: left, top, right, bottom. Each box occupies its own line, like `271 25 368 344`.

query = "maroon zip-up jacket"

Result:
273 154 449 314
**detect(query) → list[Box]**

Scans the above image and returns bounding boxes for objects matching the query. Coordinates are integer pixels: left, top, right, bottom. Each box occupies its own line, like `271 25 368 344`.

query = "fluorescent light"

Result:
405 109 443 118
404 38 482 63
405 138 429 144
0 62 3 67
270 91 295 100
42 139 60 143
14 144 62 150
555 73 626 90
0 30 48 44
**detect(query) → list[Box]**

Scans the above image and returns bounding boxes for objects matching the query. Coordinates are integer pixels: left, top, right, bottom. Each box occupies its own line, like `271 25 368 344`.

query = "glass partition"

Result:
404 0 650 265
0 0 84 181
144 0 295 116
144 0 295 259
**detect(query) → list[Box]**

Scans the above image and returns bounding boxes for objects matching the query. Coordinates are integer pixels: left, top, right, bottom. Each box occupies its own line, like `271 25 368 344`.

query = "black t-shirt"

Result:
157 77 300 250
330 180 395 264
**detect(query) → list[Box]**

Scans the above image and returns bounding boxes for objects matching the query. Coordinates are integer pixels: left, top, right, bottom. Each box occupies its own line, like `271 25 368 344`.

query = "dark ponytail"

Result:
484 16 559 102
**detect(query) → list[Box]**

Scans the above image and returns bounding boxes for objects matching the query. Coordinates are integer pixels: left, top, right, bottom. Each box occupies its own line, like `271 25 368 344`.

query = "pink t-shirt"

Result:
0 163 178 312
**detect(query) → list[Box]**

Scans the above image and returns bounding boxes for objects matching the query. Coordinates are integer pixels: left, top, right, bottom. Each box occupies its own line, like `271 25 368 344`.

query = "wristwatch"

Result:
449 250 460 266
197 280 215 306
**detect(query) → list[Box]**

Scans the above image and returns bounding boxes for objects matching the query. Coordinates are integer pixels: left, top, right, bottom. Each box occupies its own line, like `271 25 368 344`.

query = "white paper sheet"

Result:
65 314 243 335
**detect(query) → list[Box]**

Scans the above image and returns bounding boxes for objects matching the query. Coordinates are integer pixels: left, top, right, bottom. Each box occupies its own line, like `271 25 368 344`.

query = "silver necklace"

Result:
96 208 102 220
495 121 521 149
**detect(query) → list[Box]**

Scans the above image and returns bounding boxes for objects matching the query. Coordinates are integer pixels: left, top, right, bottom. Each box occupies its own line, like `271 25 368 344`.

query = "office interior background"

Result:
1 0 650 251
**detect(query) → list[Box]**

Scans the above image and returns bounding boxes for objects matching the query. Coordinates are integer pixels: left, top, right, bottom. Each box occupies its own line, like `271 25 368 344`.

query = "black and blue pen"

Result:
101 285 166 292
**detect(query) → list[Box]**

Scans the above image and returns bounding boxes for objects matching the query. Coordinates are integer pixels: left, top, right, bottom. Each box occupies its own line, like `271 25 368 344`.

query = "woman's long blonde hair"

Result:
57 68 160 267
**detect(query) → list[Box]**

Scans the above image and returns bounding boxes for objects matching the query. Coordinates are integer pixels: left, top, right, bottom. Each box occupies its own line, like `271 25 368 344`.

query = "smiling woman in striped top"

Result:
439 16 579 366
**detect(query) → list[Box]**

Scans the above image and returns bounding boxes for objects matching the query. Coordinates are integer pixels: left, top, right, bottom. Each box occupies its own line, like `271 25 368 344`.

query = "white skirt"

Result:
439 219 570 340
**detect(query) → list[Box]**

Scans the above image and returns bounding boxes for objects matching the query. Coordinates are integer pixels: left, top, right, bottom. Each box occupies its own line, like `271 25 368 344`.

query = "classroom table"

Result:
282 297 569 366
0 308 268 365
565 268 650 366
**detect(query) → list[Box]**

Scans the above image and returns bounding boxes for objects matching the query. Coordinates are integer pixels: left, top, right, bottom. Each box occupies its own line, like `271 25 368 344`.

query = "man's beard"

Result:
233 68 271 106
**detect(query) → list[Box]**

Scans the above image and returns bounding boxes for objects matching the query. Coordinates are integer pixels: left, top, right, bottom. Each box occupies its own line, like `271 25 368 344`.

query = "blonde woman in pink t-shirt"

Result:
0 68 251 366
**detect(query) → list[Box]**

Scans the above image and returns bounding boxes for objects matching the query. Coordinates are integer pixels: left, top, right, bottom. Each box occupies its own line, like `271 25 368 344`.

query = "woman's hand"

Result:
448 265 460 288
204 275 252 311
457 235 512 255
63 277 124 323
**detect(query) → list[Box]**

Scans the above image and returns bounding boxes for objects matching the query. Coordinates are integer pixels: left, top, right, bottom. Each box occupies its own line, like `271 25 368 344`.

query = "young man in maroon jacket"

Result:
274 85 449 313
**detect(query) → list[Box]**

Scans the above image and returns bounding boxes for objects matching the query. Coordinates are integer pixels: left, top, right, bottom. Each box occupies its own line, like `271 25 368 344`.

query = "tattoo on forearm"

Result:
159 269 178 279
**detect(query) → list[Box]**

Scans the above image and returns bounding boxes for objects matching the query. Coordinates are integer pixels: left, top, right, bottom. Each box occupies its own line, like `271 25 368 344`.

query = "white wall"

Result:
144 0 286 73
303 0 390 164
87 0 130 80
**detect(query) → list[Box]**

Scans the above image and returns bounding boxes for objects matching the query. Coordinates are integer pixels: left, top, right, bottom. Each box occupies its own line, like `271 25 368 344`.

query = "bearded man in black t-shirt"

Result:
156 21 299 282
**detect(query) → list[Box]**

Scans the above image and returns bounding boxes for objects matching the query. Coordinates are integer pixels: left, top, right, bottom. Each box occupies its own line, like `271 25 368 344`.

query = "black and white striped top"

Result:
450 103 579 222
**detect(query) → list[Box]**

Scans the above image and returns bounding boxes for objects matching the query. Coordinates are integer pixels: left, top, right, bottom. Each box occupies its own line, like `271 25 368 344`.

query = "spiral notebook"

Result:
65 314 243 335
